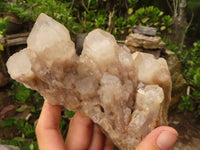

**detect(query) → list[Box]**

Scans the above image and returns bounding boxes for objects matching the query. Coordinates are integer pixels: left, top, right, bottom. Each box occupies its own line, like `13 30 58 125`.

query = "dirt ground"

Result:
168 108 200 150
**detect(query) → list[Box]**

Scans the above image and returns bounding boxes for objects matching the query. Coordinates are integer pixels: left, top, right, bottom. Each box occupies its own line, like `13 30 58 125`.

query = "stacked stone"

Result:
125 26 166 58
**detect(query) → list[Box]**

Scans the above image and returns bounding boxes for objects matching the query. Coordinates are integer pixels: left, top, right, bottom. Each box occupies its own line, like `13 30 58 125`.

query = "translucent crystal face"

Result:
6 13 172 150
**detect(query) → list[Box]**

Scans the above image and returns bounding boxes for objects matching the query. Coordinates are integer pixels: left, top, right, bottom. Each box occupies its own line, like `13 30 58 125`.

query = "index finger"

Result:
65 111 93 150
36 100 65 150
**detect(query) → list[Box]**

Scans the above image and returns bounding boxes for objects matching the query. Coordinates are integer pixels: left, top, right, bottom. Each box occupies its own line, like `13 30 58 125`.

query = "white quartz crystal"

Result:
6 13 172 150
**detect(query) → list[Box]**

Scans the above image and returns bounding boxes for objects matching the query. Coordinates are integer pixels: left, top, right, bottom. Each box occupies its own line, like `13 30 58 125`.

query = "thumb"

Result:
136 126 178 150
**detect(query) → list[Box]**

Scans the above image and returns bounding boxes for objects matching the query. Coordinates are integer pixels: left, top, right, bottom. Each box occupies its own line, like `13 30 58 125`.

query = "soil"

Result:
168 108 200 150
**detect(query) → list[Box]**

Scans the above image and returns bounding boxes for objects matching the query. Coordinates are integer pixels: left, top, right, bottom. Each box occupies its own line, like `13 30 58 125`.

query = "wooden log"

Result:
6 37 28 46
0 32 29 47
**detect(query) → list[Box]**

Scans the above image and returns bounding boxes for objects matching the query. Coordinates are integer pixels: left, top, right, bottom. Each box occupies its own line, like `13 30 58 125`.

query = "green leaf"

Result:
0 34 3 40
2 117 16 128
194 72 200 85
15 85 31 102
167 28 172 34
0 44 4 51
121 30 125 34
193 90 200 99
22 124 35 138
178 95 194 111
15 118 26 129
0 17 9 33
13 137 26 142
159 11 164 16
64 110 75 118
87 0 92 8
141 17 149 24
178 103 185 110
127 15 137 25
162 39 168 44
128 8 133 15
194 41 200 48
160 26 166 31
128 0 138 6
162 15 172 26
154 22 159 26
16 105 28 112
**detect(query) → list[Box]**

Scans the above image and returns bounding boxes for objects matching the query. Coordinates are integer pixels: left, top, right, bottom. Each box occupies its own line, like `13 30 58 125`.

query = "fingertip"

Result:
36 100 62 131
136 126 178 150
36 100 65 150
72 111 93 126
65 111 93 149
156 126 178 150
155 126 178 137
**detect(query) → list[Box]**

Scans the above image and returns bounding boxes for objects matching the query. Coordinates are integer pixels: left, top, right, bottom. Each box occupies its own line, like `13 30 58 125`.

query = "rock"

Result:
167 53 181 74
166 52 186 105
125 33 166 58
125 33 166 50
126 46 143 53
6 13 172 150
0 144 20 150
143 49 161 59
132 26 157 36
165 49 175 55
75 33 87 55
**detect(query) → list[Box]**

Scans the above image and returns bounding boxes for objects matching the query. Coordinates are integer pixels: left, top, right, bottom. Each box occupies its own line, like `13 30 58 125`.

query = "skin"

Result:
36 101 178 150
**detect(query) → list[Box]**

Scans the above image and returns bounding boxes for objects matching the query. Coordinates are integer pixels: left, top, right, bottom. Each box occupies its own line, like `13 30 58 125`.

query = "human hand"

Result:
36 101 178 150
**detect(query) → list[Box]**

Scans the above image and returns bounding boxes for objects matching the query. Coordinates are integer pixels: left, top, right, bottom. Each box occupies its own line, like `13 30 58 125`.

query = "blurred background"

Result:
0 0 200 149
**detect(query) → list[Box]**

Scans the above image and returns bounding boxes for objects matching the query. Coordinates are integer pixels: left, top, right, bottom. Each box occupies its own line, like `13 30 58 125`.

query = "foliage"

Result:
127 6 172 35
0 17 8 35
1 81 75 149
167 44 179 52
0 0 173 38
24 0 81 34
0 137 38 150
128 0 139 6
2 118 35 138
0 1 31 22
0 17 8 51
1 117 38 149
176 41 200 119
84 9 108 32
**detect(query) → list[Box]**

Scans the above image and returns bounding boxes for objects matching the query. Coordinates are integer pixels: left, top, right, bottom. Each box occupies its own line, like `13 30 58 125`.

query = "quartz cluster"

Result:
7 13 172 150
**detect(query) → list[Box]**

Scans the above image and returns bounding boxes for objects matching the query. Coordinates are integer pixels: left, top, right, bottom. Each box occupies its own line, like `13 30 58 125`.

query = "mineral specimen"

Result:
6 13 172 150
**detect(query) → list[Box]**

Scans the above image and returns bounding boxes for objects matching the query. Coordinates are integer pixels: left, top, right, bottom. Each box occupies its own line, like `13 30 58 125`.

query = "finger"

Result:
65 111 93 150
103 136 114 150
36 100 65 150
88 125 105 150
136 126 178 150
